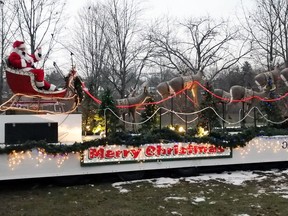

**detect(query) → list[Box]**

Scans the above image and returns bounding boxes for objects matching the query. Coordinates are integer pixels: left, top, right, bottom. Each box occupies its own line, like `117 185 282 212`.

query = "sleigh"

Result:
0 67 83 114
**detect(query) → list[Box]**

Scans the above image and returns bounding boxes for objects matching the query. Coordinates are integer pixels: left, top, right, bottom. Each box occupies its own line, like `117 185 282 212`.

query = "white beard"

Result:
14 48 34 65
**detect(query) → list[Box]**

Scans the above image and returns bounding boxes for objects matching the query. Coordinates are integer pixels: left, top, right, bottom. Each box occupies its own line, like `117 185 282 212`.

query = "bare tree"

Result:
242 0 288 69
145 17 184 77
147 16 251 81
103 0 151 98
73 0 151 99
71 3 111 130
271 0 288 67
14 0 66 66
0 0 18 104
72 3 109 97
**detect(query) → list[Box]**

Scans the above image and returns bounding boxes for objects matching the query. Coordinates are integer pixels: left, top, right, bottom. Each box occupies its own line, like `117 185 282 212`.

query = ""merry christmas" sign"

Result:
81 142 232 165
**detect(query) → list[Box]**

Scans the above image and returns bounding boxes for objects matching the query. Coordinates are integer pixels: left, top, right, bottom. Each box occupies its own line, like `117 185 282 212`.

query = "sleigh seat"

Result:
1 59 81 114
5 67 66 98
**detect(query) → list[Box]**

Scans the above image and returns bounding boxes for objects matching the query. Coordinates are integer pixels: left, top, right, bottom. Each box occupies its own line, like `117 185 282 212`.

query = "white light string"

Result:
104 105 288 126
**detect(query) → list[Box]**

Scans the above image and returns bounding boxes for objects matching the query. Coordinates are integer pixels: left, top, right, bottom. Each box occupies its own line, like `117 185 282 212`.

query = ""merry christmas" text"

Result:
82 143 231 164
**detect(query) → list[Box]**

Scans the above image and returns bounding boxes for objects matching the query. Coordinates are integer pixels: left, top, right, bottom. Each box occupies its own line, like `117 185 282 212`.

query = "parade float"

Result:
1 62 288 182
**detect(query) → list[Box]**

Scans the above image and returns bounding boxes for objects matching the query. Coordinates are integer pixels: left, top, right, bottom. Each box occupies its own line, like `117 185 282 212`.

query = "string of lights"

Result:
104 105 288 126
82 80 288 108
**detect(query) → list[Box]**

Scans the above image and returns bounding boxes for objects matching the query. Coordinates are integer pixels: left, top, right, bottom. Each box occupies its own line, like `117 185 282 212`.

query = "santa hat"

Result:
13 40 26 49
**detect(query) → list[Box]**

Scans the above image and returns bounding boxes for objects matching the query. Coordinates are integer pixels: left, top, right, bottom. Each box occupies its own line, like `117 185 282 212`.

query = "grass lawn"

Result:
0 169 288 216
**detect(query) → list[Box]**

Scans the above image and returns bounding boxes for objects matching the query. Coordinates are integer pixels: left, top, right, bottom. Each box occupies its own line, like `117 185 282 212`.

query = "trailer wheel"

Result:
117 171 145 181
175 167 198 177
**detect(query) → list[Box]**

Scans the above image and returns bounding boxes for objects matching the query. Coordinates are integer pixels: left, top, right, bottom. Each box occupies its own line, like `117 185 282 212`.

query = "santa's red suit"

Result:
8 40 56 91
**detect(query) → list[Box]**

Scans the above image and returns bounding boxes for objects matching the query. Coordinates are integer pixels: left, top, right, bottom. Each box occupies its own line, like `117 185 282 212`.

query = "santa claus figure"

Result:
8 40 57 91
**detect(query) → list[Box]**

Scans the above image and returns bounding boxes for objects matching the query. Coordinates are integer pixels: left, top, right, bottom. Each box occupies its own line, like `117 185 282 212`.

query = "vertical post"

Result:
105 109 108 137
241 102 245 128
0 1 4 104
222 102 225 129
185 89 188 132
170 97 174 127
123 113 126 131
159 107 162 129
253 107 257 128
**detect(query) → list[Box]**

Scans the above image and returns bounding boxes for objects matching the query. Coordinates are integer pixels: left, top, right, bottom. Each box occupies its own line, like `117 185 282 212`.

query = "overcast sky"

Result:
143 0 254 19
59 0 254 71
66 0 255 21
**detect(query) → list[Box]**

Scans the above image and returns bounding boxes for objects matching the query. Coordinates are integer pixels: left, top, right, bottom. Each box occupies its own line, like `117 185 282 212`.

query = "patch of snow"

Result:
164 197 188 201
252 193 259 198
184 171 260 185
272 185 288 198
153 177 180 188
111 169 288 194
257 176 267 181
258 189 266 194
280 169 288 174
272 176 286 182
120 188 130 193
192 197 205 202
251 204 261 208
112 177 179 192
234 214 250 216
260 169 279 174
112 182 131 193
171 211 182 216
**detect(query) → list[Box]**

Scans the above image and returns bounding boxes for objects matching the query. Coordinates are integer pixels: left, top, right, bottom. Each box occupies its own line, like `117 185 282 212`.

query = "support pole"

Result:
254 107 257 128
185 89 188 132
105 109 108 137
222 102 225 129
159 107 162 129
241 102 245 128
170 97 174 127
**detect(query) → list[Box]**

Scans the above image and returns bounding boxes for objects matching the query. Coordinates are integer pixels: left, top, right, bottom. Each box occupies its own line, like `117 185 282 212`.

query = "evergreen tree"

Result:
259 77 284 126
98 89 119 134
260 91 283 125
140 98 159 132
198 82 220 132
241 61 254 88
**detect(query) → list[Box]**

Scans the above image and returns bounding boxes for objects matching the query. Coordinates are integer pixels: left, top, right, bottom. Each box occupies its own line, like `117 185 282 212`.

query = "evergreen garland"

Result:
1 126 288 155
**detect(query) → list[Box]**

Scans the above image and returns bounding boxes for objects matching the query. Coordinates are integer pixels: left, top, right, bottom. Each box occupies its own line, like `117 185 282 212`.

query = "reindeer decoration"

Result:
213 89 231 103
156 70 204 107
254 65 280 91
125 87 137 98
115 86 152 125
280 68 288 87
228 85 271 113
211 88 232 124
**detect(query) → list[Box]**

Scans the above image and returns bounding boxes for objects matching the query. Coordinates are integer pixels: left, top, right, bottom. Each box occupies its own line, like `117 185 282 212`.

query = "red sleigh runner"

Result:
1 66 83 114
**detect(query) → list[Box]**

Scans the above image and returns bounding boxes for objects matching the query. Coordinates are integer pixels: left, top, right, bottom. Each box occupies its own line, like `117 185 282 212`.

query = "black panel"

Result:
5 122 58 144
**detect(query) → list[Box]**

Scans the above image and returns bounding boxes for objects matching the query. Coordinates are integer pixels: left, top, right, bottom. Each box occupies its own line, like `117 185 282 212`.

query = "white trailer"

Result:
0 114 288 181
